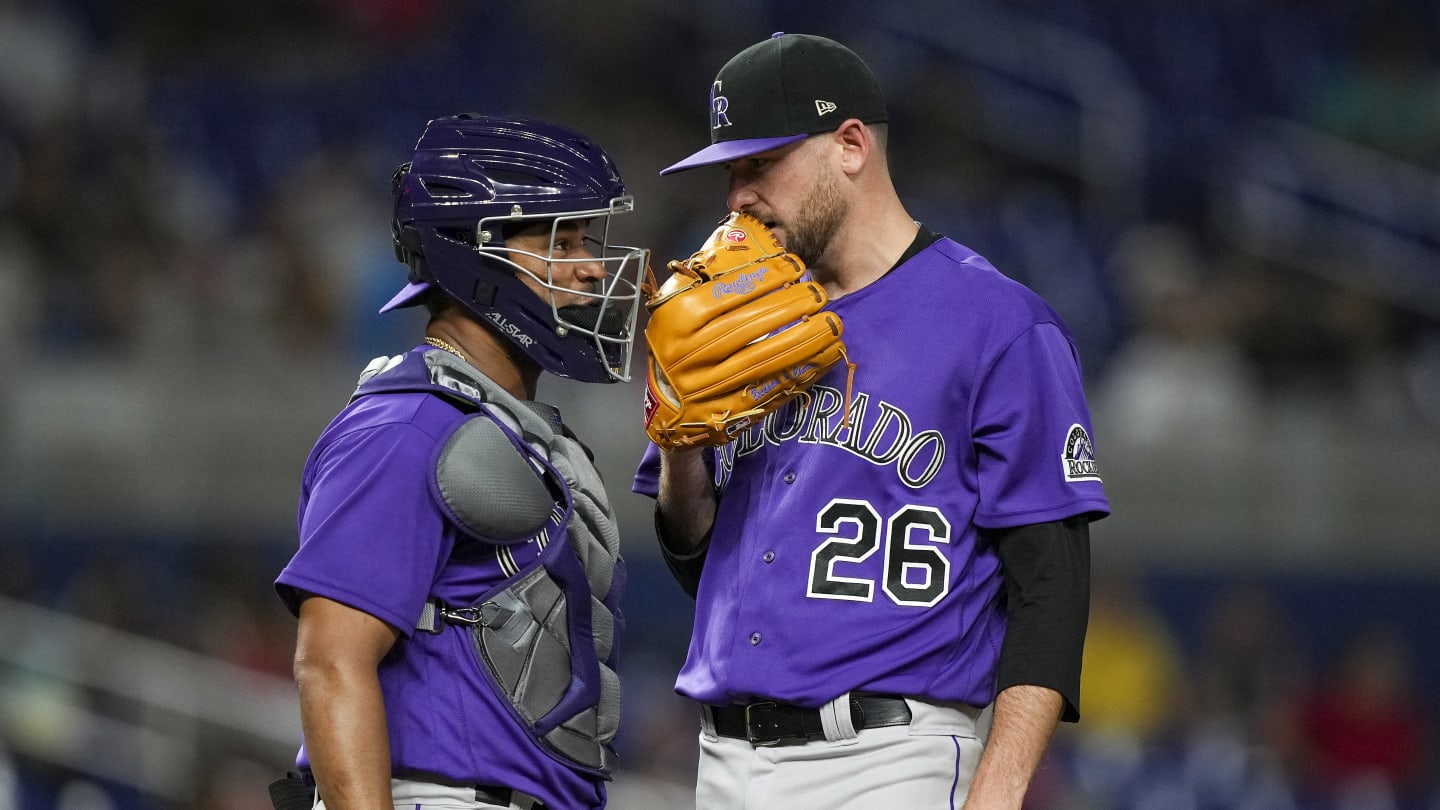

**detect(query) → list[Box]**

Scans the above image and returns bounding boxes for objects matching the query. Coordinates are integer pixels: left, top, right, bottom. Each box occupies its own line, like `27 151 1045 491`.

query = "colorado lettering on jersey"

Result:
713 384 946 490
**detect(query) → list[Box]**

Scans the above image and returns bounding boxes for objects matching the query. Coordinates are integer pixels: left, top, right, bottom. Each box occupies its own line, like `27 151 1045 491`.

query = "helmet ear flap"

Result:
390 161 432 282
392 222 432 284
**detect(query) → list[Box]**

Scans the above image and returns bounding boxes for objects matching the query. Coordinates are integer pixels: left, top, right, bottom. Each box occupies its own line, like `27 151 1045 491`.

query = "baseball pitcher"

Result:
634 33 1109 810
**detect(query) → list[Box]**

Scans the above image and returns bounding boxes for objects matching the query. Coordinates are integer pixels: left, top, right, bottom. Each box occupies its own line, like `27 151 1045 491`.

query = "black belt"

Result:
710 694 912 746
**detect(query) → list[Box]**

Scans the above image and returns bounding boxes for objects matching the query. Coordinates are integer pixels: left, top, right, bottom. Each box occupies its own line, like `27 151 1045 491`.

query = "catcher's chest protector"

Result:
354 350 624 775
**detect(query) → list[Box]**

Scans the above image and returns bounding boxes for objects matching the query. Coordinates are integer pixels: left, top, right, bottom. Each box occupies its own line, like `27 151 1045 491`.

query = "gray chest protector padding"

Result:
436 417 553 542
424 351 622 773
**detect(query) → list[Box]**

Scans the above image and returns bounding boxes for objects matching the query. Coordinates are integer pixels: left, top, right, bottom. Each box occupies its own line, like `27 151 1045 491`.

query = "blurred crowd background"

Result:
1 0 1438 808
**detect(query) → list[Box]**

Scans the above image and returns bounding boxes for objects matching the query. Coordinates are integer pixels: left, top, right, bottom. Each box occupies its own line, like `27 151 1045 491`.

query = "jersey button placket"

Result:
736 454 782 660
783 471 796 484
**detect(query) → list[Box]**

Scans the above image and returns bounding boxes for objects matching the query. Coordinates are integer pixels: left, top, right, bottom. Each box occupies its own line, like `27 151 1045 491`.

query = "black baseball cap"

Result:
660 33 888 175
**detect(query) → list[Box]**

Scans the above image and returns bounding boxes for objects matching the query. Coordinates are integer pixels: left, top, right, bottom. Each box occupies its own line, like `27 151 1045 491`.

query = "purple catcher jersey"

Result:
634 237 1110 709
276 349 607 809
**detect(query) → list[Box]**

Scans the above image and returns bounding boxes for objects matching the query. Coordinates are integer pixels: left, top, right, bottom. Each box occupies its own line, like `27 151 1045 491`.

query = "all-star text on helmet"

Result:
385 113 649 383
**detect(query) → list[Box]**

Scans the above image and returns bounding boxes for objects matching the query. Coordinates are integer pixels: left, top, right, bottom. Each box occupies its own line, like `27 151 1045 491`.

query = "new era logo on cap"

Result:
661 33 889 175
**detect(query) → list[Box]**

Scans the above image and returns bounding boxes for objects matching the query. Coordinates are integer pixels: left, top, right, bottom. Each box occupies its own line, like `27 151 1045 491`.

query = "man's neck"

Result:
814 205 919 299
426 315 540 400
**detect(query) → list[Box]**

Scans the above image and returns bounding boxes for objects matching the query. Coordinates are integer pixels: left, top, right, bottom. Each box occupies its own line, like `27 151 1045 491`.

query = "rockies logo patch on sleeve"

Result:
1061 424 1102 483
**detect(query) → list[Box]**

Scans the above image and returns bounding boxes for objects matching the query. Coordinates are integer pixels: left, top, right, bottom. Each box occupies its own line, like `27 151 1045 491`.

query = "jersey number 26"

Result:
807 498 951 607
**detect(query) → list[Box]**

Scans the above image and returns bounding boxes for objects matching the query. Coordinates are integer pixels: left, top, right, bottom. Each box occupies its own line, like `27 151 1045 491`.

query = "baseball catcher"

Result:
642 212 853 449
274 114 640 810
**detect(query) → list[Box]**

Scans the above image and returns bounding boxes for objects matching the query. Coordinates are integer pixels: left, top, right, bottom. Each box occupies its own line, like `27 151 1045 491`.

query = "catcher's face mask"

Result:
480 205 648 381
384 114 649 383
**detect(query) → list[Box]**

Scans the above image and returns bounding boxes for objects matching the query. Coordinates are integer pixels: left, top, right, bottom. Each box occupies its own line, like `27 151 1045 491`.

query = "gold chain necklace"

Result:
423 336 465 362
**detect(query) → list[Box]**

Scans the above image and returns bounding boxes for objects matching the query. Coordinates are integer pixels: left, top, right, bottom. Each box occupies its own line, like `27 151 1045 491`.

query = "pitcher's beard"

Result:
783 170 848 267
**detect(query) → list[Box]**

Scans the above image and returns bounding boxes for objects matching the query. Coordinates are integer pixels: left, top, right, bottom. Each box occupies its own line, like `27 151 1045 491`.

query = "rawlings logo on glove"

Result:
642 212 853 449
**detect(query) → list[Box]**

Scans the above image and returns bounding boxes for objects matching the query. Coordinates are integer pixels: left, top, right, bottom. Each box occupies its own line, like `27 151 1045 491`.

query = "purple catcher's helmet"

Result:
386 113 649 383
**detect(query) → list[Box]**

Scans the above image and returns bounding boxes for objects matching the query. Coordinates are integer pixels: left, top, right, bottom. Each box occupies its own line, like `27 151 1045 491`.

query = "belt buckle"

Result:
743 700 783 746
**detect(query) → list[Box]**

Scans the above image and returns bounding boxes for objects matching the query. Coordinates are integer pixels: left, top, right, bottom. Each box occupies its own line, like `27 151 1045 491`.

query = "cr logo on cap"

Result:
710 81 732 130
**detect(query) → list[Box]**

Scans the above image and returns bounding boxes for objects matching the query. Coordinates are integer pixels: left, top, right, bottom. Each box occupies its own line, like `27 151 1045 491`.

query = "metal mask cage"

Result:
475 195 648 382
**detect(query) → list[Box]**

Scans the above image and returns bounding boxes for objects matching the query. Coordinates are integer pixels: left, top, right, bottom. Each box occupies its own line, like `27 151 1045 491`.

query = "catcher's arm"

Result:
642 212 853 450
293 595 398 810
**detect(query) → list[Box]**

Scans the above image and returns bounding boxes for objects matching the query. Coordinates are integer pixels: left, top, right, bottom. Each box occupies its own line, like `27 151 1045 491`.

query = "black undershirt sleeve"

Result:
990 516 1092 723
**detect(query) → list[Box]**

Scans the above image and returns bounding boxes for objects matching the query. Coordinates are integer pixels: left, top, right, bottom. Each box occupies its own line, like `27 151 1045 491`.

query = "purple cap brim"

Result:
378 281 430 313
659 134 809 175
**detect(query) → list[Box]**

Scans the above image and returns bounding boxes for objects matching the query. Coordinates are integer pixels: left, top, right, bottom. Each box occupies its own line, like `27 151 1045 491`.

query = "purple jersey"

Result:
276 348 608 809
634 237 1109 708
